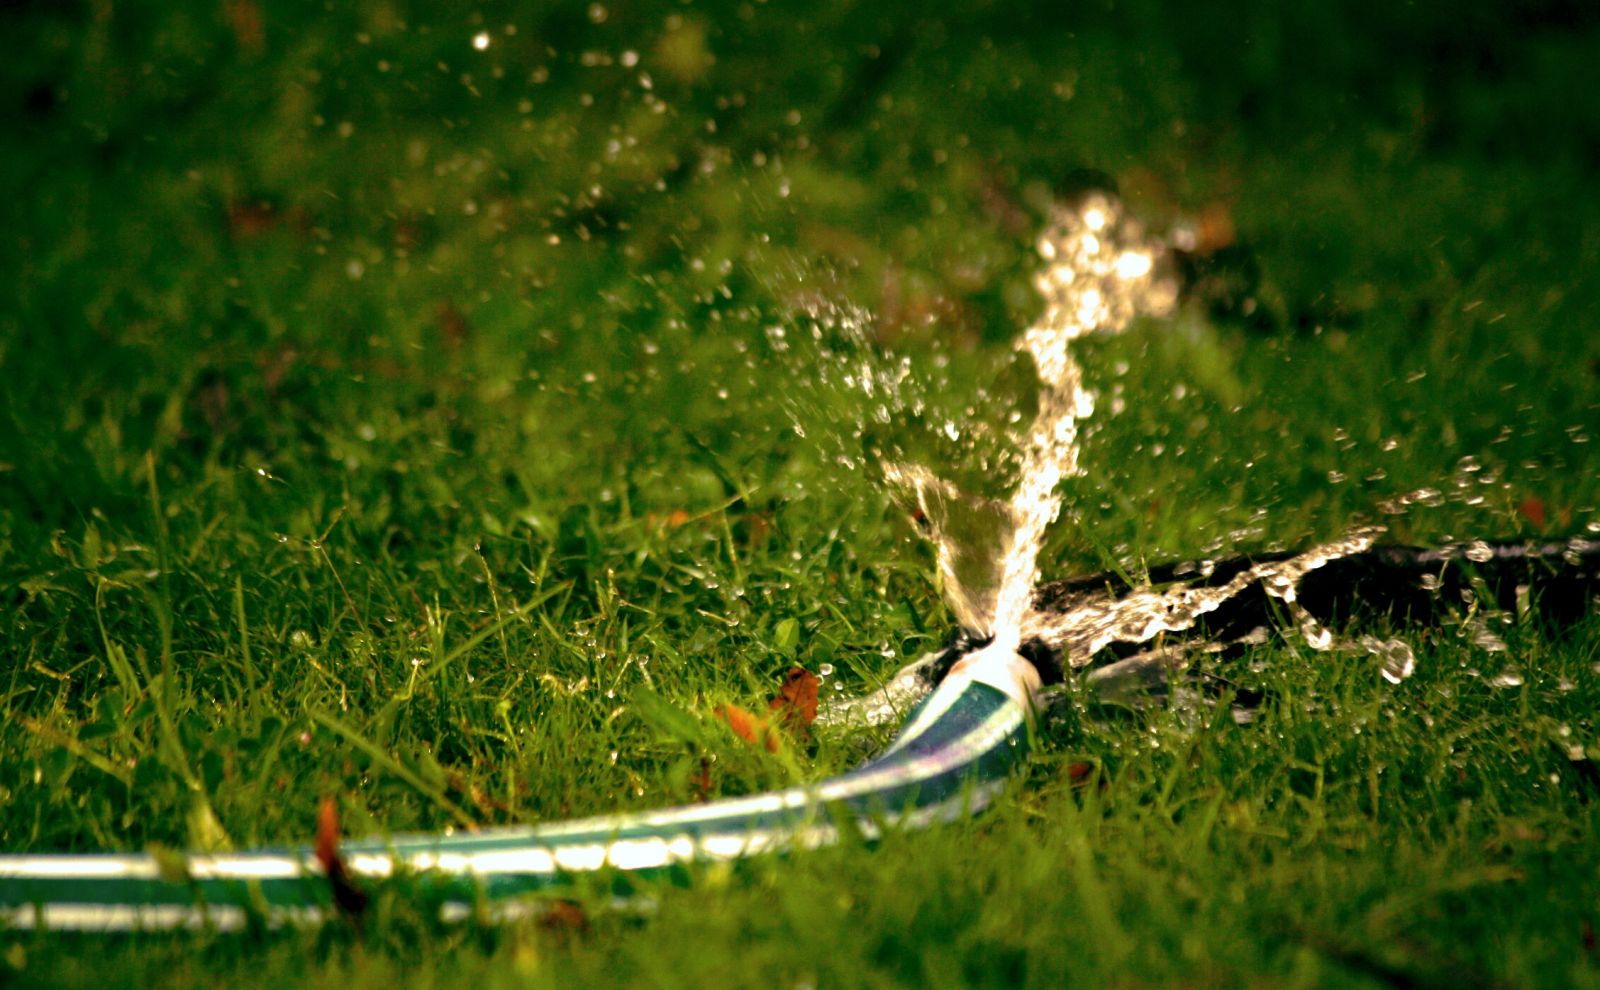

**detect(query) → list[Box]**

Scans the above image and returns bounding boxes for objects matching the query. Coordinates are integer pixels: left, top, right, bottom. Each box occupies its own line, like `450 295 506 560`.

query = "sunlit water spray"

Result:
990 197 1179 653
821 195 1599 731
890 195 1178 654
840 197 1432 725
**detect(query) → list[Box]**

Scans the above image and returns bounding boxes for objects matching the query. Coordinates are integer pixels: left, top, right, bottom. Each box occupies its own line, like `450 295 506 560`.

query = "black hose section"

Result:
1012 538 1600 685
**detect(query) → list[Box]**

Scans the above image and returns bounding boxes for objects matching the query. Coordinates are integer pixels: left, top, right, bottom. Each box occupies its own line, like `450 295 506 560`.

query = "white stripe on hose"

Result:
0 687 1022 895
0 780 1009 931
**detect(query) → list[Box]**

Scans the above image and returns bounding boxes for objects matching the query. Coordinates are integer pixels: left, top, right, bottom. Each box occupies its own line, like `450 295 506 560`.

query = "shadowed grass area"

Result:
3 0 1600 986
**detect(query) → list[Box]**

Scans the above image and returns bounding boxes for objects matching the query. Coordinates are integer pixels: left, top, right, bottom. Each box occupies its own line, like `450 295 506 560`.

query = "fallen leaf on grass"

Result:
1193 201 1237 254
315 797 369 919
1516 497 1547 528
227 201 278 238
691 757 714 802
224 0 264 53
714 702 781 753
714 667 820 753
537 899 589 936
768 666 819 730
226 200 309 242
1065 760 1112 793
645 508 695 530
435 301 471 350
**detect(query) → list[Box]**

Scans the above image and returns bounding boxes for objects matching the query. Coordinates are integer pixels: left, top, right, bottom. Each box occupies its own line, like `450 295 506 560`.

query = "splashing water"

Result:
991 198 1178 652
828 197 1600 727
869 196 1433 713
893 195 1177 652
1021 526 1384 668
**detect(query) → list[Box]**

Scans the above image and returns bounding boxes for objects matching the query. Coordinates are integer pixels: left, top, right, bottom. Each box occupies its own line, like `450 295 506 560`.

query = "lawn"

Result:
3 1 1599 986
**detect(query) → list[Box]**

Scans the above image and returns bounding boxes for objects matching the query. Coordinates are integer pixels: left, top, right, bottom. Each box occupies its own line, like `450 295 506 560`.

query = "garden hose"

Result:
0 645 1040 931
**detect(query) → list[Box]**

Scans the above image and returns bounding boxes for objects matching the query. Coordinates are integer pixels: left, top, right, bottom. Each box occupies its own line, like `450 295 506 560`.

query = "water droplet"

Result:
1299 614 1332 650
1361 636 1416 684
1469 621 1509 652
1487 668 1524 688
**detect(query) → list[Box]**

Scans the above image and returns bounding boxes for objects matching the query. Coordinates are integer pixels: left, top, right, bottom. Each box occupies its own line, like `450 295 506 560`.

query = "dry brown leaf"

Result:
1517 497 1547 528
646 508 695 530
224 0 264 54
768 666 818 731
714 703 780 753
538 899 590 936
227 201 278 238
715 667 820 753
1066 762 1097 788
1195 201 1238 254
436 301 471 350
314 796 369 919
691 756 714 802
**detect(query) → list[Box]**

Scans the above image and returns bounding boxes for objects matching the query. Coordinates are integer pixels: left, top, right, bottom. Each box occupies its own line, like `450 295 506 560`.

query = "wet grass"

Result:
4 0 1600 986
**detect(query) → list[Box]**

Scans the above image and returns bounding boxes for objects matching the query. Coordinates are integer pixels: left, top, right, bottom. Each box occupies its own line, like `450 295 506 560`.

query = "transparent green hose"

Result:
1 648 1039 931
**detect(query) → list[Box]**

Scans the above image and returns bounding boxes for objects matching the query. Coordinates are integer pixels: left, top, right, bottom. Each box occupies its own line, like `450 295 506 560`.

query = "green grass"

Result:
4 0 1600 985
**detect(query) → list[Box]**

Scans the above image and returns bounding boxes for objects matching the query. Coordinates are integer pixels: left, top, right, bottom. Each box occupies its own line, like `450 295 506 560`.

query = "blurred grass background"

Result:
2 0 1599 986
